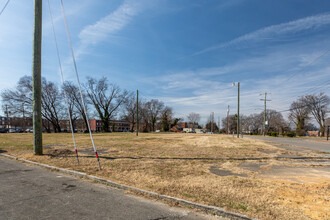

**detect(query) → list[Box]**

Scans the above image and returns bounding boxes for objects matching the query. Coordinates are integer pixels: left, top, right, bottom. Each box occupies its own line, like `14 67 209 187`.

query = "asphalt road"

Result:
250 136 330 152
0 157 219 220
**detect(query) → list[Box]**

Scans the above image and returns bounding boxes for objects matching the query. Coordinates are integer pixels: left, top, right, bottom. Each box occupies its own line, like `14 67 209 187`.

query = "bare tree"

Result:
161 106 173 131
63 81 90 131
145 99 164 131
289 97 310 136
1 76 33 117
1 76 64 132
187 112 200 128
301 93 329 136
263 109 287 133
139 101 150 132
242 113 261 134
41 78 64 133
123 93 142 132
85 77 128 132
221 114 237 133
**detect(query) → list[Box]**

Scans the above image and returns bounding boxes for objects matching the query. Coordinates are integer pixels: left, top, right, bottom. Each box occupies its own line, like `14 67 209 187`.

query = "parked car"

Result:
9 128 16 133
16 129 24 133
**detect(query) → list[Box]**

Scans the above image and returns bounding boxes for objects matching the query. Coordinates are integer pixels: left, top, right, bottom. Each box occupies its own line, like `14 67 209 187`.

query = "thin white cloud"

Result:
78 0 141 47
150 42 330 123
193 12 330 56
216 0 245 11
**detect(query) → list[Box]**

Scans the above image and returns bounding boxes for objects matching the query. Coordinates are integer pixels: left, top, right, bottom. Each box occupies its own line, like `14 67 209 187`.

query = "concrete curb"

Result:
0 153 254 220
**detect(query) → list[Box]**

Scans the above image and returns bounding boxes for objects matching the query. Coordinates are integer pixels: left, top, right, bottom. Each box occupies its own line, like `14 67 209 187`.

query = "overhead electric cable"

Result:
278 79 330 104
59 0 101 169
47 0 79 165
285 48 330 82
0 0 10 17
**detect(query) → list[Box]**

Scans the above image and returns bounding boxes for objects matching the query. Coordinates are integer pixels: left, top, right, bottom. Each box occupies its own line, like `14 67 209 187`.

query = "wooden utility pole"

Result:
210 112 214 132
136 90 139 136
5 105 9 130
237 82 240 138
260 92 271 136
22 103 25 131
226 105 230 134
32 0 43 155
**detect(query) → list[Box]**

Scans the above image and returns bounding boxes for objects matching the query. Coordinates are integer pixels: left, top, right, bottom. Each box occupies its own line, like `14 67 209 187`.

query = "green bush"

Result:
267 132 278 137
285 132 296 137
271 132 278 137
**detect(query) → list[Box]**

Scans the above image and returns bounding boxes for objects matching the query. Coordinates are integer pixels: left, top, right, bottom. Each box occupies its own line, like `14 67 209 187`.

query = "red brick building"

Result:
89 119 130 132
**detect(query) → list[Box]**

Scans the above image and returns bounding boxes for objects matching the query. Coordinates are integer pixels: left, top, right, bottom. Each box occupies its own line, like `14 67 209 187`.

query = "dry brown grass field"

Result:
0 133 329 219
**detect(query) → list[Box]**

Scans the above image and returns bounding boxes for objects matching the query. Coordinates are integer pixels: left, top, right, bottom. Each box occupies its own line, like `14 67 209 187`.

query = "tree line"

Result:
1 76 175 133
2 76 328 136
217 93 329 136
186 93 329 136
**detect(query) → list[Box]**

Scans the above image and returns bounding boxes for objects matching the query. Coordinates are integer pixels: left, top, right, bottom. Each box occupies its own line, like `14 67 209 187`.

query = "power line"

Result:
60 0 101 170
284 48 330 83
0 0 10 17
275 80 330 106
47 0 79 165
270 47 330 105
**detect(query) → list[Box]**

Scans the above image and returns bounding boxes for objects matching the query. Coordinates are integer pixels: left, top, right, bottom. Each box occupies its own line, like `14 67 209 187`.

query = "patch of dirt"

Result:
275 180 330 220
43 144 65 149
209 166 248 177
258 165 330 183
48 149 74 157
239 162 268 172
78 148 109 156
258 149 277 154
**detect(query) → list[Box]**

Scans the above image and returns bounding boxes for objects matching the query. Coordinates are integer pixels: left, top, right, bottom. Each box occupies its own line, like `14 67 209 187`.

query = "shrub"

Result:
267 132 278 137
285 132 296 137
271 132 278 137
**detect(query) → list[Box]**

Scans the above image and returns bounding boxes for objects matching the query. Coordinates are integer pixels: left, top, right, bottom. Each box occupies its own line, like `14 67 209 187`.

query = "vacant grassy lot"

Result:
0 133 329 219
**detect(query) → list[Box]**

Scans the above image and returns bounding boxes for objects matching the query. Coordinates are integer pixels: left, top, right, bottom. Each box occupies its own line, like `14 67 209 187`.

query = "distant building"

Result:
169 122 196 132
183 128 193 132
0 116 6 129
0 116 32 130
325 118 330 138
178 122 188 129
307 130 320 137
89 119 130 132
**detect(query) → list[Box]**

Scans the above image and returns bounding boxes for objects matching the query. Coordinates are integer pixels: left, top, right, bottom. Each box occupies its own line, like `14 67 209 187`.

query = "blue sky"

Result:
0 0 329 124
